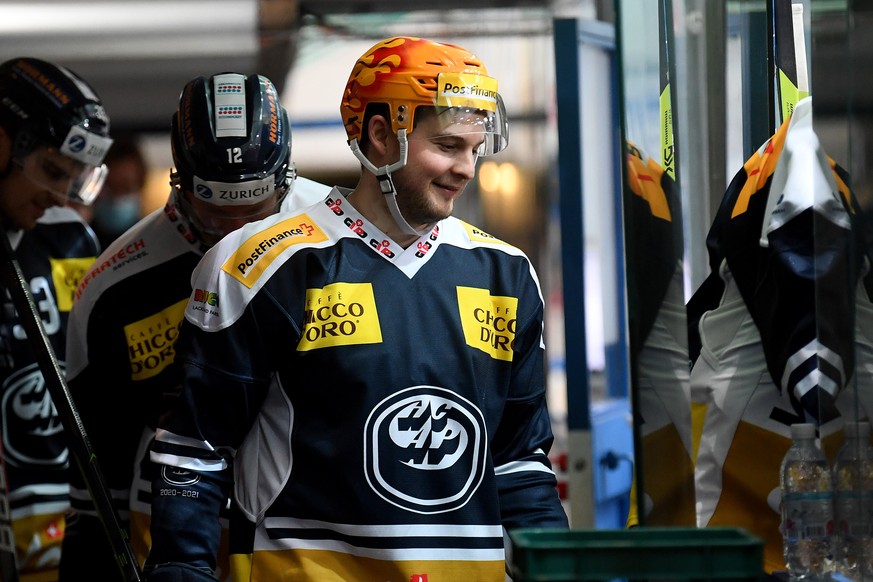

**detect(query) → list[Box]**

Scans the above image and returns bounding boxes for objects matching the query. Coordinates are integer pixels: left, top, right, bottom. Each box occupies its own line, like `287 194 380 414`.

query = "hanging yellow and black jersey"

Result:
689 96 867 426
689 96 873 574
623 141 696 528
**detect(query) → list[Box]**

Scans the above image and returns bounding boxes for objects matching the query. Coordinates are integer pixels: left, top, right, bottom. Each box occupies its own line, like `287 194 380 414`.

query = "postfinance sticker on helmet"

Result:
436 73 498 112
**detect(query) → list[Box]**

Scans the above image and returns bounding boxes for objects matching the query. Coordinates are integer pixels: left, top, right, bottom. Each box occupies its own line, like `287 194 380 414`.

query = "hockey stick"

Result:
658 0 678 183
0 230 143 582
772 0 810 128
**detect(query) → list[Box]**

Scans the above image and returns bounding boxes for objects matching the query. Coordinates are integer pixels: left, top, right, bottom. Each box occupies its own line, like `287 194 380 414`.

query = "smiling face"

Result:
389 109 485 228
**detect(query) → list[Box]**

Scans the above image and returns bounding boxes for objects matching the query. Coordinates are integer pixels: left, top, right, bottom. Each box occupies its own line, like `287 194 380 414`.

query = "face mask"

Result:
92 194 141 237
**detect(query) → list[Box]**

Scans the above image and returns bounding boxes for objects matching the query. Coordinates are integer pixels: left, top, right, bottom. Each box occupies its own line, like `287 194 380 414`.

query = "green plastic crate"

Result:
509 527 764 581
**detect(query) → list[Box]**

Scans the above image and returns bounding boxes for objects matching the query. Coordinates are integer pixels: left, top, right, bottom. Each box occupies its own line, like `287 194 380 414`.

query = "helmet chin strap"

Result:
349 130 433 237
170 188 213 252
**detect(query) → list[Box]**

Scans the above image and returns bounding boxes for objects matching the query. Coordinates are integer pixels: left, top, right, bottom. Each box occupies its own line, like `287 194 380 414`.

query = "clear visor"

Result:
427 105 509 157
177 182 288 244
429 71 509 156
16 147 108 205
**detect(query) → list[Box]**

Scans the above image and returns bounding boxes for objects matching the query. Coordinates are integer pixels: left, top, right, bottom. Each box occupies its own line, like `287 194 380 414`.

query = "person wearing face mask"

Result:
89 136 148 249
142 37 567 582
0 56 113 581
58 72 330 581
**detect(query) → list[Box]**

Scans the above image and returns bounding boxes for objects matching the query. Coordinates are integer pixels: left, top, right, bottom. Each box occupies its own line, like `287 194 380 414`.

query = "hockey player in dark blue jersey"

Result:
0 56 113 581
143 36 568 582
59 72 330 582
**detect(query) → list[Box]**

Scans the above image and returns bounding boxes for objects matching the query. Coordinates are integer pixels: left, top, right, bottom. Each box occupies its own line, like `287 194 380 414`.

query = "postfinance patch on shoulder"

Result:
222 215 327 288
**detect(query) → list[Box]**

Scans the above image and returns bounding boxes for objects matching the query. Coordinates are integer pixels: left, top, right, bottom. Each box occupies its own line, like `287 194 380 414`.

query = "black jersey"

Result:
146 188 568 581
0 206 98 579
689 98 867 426
689 97 873 573
621 143 695 529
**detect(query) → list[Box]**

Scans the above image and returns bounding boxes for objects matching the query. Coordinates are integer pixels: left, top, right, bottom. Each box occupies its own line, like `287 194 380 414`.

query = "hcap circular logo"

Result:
364 386 487 514
1 363 67 467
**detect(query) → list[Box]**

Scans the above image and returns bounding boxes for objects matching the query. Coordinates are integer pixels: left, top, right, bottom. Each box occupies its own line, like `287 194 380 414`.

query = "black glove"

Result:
59 511 129 581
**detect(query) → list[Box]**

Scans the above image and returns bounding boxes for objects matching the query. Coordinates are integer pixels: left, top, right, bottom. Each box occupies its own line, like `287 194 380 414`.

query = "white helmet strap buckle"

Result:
350 130 431 237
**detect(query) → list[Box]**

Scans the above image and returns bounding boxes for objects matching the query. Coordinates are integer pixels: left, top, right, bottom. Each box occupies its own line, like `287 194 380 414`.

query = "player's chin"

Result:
431 198 454 221
18 211 41 230
429 187 459 211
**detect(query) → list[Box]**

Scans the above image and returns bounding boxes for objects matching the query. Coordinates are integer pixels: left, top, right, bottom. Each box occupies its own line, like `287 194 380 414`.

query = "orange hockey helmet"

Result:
340 36 508 156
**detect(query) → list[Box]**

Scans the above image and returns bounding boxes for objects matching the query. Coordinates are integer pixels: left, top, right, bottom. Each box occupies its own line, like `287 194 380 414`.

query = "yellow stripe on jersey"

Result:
242 548 506 582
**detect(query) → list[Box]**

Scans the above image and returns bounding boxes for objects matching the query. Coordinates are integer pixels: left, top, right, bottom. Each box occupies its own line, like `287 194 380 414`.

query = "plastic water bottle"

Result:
832 421 873 579
781 422 835 580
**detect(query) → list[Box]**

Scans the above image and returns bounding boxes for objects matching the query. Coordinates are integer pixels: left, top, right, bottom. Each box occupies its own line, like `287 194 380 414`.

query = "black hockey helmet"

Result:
170 72 293 204
170 72 294 246
0 57 114 204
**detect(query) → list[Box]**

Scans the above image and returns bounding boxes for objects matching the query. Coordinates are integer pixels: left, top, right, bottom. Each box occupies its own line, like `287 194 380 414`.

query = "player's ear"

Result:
366 114 394 157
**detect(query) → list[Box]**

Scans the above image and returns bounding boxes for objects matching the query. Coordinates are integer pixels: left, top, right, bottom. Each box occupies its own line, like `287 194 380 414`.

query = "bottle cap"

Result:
791 423 816 439
844 421 871 439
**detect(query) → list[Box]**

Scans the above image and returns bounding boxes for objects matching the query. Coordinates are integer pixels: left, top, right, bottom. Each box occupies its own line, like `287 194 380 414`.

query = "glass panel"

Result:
615 0 873 575
615 0 696 527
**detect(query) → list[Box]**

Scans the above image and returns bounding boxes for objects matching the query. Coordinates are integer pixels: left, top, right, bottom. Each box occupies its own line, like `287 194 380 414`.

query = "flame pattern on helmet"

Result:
340 36 493 144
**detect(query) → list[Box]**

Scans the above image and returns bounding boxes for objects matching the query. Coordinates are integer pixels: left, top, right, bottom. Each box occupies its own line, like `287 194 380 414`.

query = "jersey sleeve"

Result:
146 239 285 571
144 318 264 573
491 262 568 530
64 303 148 579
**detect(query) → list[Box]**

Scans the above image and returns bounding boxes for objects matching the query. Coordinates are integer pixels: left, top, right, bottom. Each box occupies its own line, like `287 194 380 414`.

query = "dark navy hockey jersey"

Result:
147 188 567 581
0 206 99 578
62 178 330 581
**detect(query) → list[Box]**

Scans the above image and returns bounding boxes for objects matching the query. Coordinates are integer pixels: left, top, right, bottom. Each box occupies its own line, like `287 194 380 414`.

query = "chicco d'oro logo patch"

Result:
456 286 517 361
124 299 187 381
364 386 486 513
50 256 96 312
297 282 382 351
